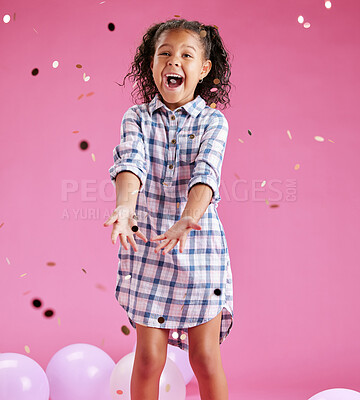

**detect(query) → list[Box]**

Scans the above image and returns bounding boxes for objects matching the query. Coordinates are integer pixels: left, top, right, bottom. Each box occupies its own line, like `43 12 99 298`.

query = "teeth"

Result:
166 74 183 78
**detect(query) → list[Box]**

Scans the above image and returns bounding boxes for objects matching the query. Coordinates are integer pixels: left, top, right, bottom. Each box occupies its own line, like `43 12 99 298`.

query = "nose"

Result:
167 56 180 67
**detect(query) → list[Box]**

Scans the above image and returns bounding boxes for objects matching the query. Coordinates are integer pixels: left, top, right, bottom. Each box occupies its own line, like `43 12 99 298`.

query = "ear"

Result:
200 59 212 79
150 56 153 71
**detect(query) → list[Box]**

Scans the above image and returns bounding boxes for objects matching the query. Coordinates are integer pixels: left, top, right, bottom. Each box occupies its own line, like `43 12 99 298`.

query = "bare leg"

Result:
130 323 170 400
188 310 229 400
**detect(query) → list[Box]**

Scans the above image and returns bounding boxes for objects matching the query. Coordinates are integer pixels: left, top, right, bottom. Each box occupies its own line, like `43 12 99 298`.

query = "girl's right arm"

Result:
103 171 148 250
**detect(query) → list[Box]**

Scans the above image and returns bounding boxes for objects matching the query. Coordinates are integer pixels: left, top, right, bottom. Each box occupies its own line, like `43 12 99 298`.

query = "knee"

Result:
133 347 167 377
189 348 220 377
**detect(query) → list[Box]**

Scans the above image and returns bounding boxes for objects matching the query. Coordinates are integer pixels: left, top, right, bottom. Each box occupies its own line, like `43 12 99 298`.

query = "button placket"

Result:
163 112 177 186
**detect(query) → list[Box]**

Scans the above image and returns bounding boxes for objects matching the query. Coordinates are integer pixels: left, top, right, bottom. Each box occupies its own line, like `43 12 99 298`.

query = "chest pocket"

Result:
177 131 202 164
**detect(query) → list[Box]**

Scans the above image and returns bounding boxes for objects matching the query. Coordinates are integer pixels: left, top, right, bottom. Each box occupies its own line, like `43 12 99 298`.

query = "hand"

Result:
150 216 201 255
103 205 148 251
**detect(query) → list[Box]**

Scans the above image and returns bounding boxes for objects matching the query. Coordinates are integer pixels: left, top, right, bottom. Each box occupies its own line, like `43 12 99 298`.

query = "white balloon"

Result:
308 388 360 400
110 351 186 400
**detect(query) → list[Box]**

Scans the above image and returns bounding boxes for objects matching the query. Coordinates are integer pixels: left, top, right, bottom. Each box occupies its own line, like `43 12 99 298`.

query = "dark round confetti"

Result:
158 316 165 324
108 22 115 31
32 298 42 308
131 225 138 232
214 288 222 296
80 140 88 150
44 309 55 318
31 68 39 76
121 325 130 335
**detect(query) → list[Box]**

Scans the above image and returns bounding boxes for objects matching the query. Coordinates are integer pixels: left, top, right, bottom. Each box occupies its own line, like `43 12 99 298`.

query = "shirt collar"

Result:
148 93 206 118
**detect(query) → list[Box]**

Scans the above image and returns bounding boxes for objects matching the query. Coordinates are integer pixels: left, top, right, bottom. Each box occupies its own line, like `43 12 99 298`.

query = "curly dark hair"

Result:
116 18 233 110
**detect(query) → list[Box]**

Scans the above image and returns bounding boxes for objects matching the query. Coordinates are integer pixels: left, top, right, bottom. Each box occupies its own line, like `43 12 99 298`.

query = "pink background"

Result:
1 0 359 398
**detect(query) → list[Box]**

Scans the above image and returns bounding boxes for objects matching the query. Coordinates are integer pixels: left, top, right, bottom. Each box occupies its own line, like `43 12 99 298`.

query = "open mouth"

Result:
164 74 184 89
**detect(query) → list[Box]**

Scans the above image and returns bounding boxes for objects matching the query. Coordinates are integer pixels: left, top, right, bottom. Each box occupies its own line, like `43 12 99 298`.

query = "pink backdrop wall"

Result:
1 0 359 398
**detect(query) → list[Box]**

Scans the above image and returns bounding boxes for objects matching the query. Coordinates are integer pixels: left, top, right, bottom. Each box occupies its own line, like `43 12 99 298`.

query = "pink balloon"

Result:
46 343 115 400
0 353 49 400
308 388 360 400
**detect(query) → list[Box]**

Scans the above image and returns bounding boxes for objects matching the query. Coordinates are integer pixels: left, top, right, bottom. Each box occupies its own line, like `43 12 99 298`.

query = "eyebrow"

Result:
157 43 197 52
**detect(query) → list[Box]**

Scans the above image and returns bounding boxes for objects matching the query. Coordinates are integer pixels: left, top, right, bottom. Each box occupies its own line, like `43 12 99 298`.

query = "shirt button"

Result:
189 134 195 139
171 139 176 144
169 164 174 169
171 115 176 120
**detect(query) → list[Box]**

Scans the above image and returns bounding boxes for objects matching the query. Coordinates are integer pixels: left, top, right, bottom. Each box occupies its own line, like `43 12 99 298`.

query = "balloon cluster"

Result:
0 342 191 399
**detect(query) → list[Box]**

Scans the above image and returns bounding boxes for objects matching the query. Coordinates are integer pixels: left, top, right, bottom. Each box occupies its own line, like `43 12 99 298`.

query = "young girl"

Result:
104 18 234 400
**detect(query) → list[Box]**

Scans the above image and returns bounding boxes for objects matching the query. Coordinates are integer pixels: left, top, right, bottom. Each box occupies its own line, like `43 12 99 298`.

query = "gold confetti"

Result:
287 130 292 140
101 337 105 346
82 268 87 273
177 202 179 208
213 78 220 84
199 30 207 38
72 130 79 134
234 173 240 179
180 333 186 340
78 94 84 100
265 199 269 205
0 222 4 228
270 204 279 208
83 72 90 82
165 384 171 392
20 273 28 278
46 261 56 267
95 283 106 291
261 180 266 187
121 325 130 335
86 92 95 97
174 14 181 17
328 139 335 143
294 163 300 170
314 136 324 142
24 345 30 353
76 64 82 68
181 304 184 311
91 153 96 162
209 103 216 109
6 257 10 265
57 317 61 326
162 182 168 186
238 138 244 143
213 24 219 30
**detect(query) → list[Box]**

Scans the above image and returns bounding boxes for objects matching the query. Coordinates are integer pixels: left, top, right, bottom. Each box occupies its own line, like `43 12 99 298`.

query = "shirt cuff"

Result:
109 164 146 193
187 174 221 206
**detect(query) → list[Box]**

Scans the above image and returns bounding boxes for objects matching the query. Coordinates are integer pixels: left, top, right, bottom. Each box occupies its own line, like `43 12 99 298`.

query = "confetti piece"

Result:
33 28 38 34
132 80 137 88
172 332 179 339
325 1 332 9
91 153 96 162
14 13 16 21
181 304 184 311
44 309 54 317
108 22 115 31
210 87 218 92
162 182 169 186
180 333 186 340
101 338 105 346
3 14 11 23
177 202 179 208
125 274 131 280
209 103 216 109
328 139 335 143
80 140 89 150
82 268 87 273
130 190 139 195
83 72 90 82
213 78 220 84
78 94 84 100
287 130 292 140
76 64 82 68
270 204 279 208
72 130 79 134
23 290 31 295
238 138 244 143
314 136 324 142
0 222 4 228
86 92 95 97
303 22 311 29
46 261 56 267
6 257 10 264
121 325 130 335
57 317 61 326
294 164 300 170
31 68 39 76
261 180 266 187
52 60 59 68
32 299 42 308
99 1 106 4
174 14 181 17
20 273 28 278
95 283 106 291
24 345 30 353
297 16 304 24
199 30 207 38
234 173 240 179
165 384 171 392
213 24 219 30
248 129 252 135
116 390 124 395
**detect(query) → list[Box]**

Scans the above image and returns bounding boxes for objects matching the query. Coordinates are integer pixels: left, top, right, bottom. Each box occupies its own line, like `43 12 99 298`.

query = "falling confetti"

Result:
3 14 11 23
172 332 179 339
297 16 304 24
294 164 300 170
174 14 181 17
23 290 31 295
52 60 59 68
72 130 79 134
261 180 266 187
32 299 42 308
31 68 39 76
46 261 56 267
287 130 292 140
80 140 89 150
210 87 218 92
270 204 279 208
121 325 130 335
209 103 216 109
325 1 332 9
248 129 252 136
165 384 171 392
24 345 30 354
82 268 87 273
33 27 38 34
213 78 220 84
0 222 4 228
108 22 115 31
238 138 244 143
44 309 55 318
304 22 311 29
6 257 10 264
91 153 96 162
83 73 90 82
86 92 95 97
328 139 335 143
177 202 179 208
57 317 61 326
95 283 106 291
314 136 324 142
180 334 186 340
116 390 124 395
20 273 28 278
76 64 82 68
78 94 84 100
234 173 240 179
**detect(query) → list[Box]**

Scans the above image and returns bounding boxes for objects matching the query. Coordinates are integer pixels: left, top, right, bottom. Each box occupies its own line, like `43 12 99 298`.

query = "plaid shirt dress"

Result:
109 93 234 352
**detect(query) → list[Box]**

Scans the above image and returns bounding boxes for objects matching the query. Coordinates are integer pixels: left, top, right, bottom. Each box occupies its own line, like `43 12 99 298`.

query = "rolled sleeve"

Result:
187 112 228 206
108 107 148 192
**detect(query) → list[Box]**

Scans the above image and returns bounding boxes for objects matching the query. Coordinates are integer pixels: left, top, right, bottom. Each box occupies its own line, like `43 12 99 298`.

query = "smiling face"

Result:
150 29 212 111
